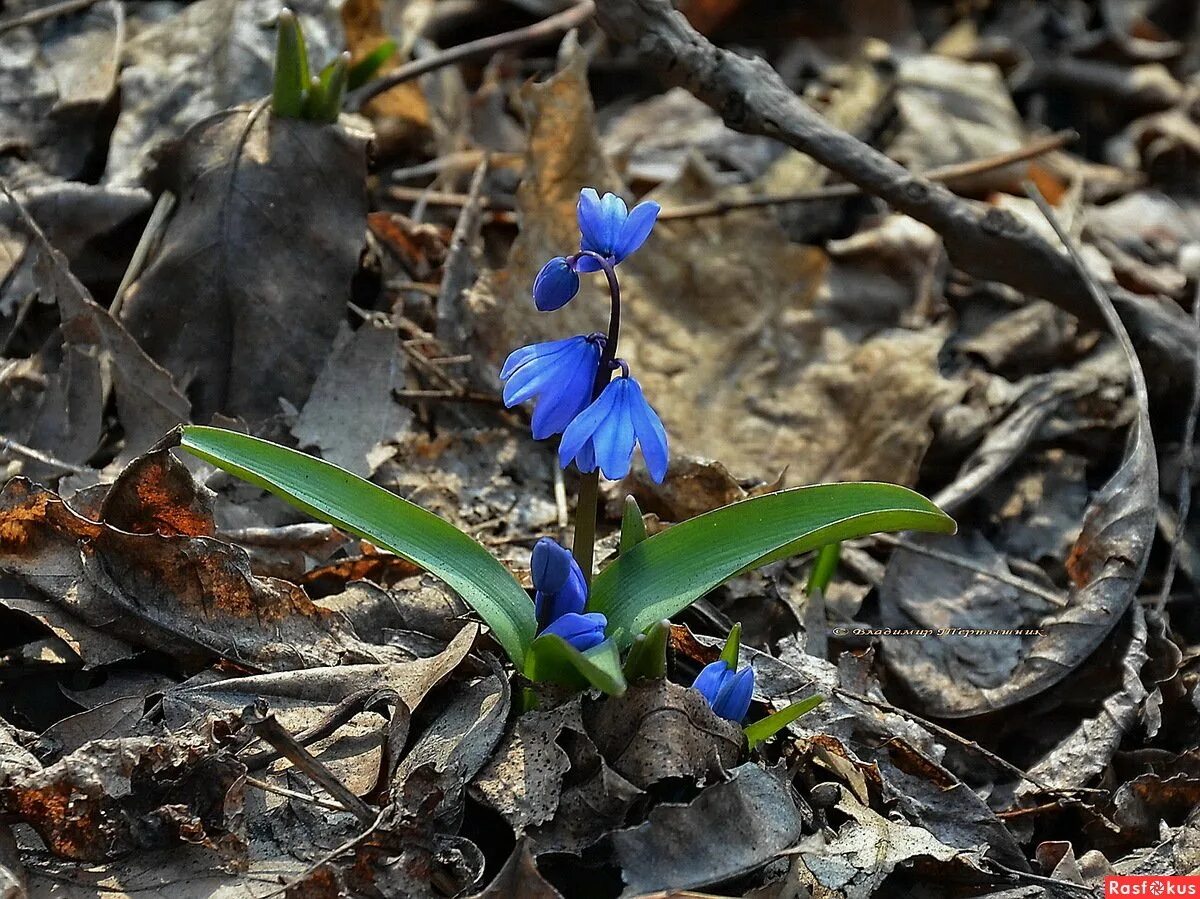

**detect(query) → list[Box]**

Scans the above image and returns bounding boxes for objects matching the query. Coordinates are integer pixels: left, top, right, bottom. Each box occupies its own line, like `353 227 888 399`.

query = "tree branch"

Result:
593 0 1195 390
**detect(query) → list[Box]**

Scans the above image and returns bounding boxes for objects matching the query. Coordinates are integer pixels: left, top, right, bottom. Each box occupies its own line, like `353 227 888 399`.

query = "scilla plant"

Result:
178 188 955 745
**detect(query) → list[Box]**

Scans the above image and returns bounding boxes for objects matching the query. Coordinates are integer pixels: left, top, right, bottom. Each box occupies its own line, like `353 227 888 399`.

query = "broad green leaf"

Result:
272 9 309 118
719 622 741 668
622 619 670 681
347 39 397 90
745 695 823 750
619 495 648 555
523 635 626 696
806 541 841 596
179 426 536 663
590 483 955 643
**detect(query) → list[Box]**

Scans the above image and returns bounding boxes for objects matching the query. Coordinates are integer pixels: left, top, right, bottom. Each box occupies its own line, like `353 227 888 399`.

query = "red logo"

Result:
1105 877 1200 896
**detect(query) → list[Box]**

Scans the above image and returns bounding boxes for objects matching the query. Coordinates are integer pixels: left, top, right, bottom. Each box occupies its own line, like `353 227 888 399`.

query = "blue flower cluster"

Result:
500 188 670 483
531 537 607 651
692 658 755 723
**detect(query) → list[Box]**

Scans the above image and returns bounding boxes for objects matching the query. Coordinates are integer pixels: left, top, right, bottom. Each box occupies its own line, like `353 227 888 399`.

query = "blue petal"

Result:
574 254 603 273
530 339 599 439
533 257 580 311
577 188 606 255
613 200 660 263
626 378 669 483
692 660 732 706
541 611 607 652
596 193 628 256
575 438 596 474
502 336 591 407
591 380 637 481
500 336 580 382
712 666 755 722
532 537 573 594
559 378 619 471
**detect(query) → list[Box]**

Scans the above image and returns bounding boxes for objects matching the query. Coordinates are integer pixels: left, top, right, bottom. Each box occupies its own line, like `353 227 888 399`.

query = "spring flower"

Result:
541 611 608 652
500 335 602 439
574 188 661 272
533 256 580 311
531 189 661 309
558 373 669 483
692 659 755 723
532 537 588 630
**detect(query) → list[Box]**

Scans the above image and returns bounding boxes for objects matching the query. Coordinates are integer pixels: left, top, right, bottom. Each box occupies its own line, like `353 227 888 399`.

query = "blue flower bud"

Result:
531 538 588 630
533 256 581 311
692 659 755 723
541 611 608 652
558 373 669 482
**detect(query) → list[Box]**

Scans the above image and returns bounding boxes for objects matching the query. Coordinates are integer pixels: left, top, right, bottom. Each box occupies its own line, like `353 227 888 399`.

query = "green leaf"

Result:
719 622 741 668
272 9 310 118
806 541 841 596
622 618 670 681
523 635 626 696
619 495 648 555
178 426 537 664
590 483 955 644
347 39 397 91
305 52 350 123
745 695 823 750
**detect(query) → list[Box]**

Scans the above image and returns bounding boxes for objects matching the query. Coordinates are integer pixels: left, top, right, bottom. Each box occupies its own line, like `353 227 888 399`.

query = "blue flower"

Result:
558 374 668 483
500 336 602 439
541 611 608 652
531 537 588 630
574 188 660 272
533 256 580 311
692 659 755 723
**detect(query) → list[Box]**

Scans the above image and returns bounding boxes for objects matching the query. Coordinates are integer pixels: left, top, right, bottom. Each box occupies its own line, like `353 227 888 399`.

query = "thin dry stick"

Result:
0 0 101 34
872 533 1068 608
348 0 596 110
109 191 176 318
244 706 376 825
657 130 1077 221
262 808 389 899
0 434 90 475
244 775 352 815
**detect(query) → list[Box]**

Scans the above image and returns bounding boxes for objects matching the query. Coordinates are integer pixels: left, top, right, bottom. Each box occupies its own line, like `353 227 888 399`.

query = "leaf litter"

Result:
1 0 1199 895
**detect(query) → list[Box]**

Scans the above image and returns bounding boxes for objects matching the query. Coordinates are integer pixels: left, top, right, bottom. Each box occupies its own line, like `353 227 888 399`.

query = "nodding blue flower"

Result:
531 537 588 630
692 659 755 723
558 373 669 483
500 335 602 440
533 256 580 311
574 188 660 274
541 611 608 652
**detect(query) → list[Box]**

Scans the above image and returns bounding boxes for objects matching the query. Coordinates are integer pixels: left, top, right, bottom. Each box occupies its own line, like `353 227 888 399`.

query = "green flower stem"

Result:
571 251 621 583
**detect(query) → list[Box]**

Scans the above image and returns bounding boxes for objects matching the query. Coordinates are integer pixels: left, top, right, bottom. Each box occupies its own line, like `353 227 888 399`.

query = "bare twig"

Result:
110 191 176 319
243 775 352 815
593 0 1197 386
348 0 596 111
437 156 489 351
0 434 90 475
0 0 100 34
243 704 376 825
657 130 1077 221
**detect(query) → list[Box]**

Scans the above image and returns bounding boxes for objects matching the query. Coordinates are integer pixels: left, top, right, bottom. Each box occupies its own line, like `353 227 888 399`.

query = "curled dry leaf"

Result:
582 679 743 789
611 763 804 896
0 477 401 672
0 717 243 862
120 105 369 422
467 840 563 899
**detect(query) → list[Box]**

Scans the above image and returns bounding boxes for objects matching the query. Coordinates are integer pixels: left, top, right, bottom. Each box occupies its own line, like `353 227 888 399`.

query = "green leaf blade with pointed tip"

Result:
745 695 823 750
179 426 536 663
524 635 626 695
589 483 955 644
